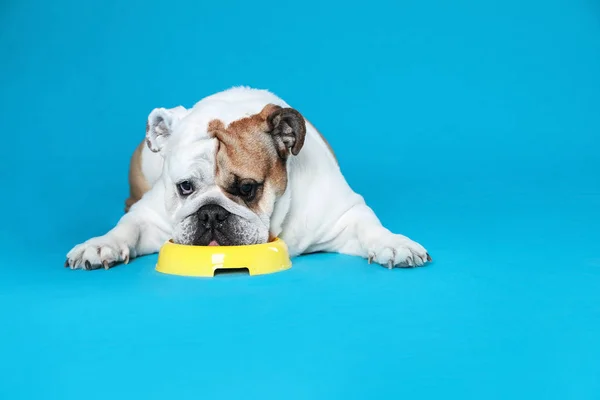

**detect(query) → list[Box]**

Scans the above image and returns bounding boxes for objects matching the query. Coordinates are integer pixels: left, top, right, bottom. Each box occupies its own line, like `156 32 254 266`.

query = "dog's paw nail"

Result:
121 249 129 264
387 260 393 270
64 259 70 268
103 260 110 270
84 261 91 270
120 248 130 264
426 253 432 262
368 254 374 264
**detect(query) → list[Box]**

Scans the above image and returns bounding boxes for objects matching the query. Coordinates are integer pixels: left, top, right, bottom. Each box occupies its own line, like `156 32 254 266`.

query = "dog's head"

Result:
145 103 306 246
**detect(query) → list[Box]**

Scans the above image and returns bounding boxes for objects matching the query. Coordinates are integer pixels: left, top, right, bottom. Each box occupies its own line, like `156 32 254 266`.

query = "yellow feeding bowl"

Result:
155 238 292 277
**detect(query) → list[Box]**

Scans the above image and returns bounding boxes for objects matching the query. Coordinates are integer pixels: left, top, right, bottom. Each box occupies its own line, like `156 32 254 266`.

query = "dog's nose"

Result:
198 204 230 226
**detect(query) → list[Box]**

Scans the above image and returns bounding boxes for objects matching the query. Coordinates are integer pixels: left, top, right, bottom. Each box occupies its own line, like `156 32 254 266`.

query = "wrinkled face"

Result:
146 103 306 246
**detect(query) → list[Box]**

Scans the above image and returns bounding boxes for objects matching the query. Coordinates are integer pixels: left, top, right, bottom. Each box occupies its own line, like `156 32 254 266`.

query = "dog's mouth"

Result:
191 229 265 247
175 233 265 247
193 229 233 246
177 214 268 246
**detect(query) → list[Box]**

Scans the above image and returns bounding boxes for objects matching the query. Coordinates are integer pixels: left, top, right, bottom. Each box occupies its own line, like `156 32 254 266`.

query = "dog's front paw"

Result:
365 233 431 269
65 236 131 270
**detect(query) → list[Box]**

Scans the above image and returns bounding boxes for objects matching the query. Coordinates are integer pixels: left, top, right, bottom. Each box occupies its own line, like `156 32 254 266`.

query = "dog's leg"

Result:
325 201 431 269
65 189 170 270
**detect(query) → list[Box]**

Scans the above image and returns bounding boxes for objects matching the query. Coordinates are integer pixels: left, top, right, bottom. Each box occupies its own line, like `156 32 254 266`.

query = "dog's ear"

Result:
145 106 187 153
261 104 307 160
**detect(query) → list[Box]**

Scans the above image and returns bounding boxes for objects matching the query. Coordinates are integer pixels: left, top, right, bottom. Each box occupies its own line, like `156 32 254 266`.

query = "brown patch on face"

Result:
207 104 303 214
207 119 225 133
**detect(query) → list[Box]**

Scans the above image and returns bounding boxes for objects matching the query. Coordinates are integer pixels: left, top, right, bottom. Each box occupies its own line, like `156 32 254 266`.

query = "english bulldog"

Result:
66 87 431 270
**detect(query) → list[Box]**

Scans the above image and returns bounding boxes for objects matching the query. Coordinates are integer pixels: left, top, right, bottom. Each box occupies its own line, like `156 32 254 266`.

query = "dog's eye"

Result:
239 183 254 196
177 181 194 196
237 180 260 201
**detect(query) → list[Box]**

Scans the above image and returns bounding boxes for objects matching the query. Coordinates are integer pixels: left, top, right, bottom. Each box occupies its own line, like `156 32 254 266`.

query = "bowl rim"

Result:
163 237 284 250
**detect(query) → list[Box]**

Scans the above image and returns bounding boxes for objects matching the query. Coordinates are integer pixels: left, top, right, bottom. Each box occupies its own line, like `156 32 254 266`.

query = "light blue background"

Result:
1 0 599 398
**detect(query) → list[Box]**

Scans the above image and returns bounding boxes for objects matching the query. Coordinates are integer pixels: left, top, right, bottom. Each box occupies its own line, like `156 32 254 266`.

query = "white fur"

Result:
66 87 429 270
